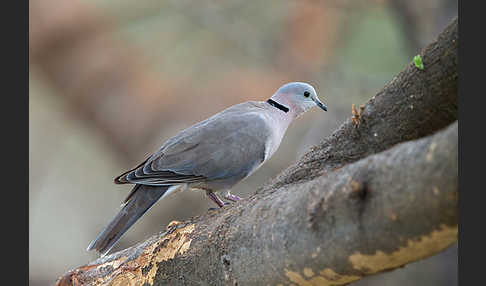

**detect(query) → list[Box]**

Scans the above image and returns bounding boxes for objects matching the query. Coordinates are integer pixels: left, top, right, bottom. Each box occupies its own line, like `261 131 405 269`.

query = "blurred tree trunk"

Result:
29 0 189 163
388 0 458 54
55 17 457 286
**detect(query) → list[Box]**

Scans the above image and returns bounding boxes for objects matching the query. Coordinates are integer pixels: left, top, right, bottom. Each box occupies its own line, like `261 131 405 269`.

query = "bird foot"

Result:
206 191 226 208
224 193 243 202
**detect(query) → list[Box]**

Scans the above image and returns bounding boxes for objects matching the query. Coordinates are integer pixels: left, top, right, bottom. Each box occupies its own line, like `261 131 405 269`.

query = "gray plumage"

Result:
87 82 327 256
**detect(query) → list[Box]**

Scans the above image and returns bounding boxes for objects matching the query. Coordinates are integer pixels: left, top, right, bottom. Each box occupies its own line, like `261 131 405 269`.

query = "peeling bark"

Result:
57 121 457 286
55 17 458 286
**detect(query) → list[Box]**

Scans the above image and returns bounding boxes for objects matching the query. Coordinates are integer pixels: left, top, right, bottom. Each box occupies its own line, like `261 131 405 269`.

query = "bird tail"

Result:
87 184 169 256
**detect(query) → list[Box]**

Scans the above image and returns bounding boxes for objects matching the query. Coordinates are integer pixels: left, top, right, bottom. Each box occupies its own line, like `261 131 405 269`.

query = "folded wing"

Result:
114 102 272 187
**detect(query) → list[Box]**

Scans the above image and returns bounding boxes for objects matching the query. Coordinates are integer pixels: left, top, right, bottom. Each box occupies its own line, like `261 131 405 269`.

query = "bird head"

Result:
270 82 327 118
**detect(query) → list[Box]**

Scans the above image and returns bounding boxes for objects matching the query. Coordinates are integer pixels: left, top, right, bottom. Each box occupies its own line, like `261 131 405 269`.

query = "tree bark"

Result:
55 17 458 286
268 16 457 191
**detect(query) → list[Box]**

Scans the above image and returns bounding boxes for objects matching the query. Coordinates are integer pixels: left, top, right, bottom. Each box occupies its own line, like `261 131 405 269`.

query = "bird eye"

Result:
304 91 310 97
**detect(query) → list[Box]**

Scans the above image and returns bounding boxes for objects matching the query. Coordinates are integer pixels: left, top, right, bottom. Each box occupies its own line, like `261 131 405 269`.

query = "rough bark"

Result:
267 17 457 191
55 18 458 286
56 121 458 286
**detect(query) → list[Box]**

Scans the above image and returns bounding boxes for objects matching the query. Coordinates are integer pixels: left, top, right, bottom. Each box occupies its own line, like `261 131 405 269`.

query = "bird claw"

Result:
206 191 226 208
224 193 243 202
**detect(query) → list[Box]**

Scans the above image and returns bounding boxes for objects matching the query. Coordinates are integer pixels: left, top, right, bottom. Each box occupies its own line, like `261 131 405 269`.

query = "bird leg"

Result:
206 191 225 208
224 192 242 202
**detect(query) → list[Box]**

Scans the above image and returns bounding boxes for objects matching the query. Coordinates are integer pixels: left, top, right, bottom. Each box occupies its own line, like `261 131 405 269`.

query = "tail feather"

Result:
87 184 169 256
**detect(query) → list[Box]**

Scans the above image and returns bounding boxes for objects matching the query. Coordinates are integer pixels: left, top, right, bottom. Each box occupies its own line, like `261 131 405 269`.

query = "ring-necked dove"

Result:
87 82 327 256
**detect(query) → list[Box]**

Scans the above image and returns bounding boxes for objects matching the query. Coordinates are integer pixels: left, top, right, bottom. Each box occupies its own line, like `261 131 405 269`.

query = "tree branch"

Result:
268 17 457 190
55 17 458 286
56 121 457 286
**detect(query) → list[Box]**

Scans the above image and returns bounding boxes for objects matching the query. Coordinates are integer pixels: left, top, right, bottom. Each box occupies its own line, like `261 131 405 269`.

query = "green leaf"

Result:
413 55 424 70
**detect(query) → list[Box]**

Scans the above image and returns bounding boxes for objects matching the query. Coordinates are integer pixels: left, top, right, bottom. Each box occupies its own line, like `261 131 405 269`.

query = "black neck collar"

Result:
267 99 289 113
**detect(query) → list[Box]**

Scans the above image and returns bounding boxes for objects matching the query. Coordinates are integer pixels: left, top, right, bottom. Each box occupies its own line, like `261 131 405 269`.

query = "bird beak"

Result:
313 98 327 111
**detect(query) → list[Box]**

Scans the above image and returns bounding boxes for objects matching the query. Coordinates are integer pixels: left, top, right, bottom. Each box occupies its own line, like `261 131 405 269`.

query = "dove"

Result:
87 82 327 256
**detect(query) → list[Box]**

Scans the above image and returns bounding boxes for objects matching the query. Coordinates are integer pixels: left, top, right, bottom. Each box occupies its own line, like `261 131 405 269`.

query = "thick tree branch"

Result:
57 121 457 286
268 17 457 190
56 17 458 286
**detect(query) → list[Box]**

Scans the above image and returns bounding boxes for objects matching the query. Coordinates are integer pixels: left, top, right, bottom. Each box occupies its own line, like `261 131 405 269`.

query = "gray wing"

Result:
115 102 272 186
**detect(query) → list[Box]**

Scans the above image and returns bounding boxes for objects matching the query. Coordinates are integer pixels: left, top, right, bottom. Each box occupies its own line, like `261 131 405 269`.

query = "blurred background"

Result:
29 0 457 285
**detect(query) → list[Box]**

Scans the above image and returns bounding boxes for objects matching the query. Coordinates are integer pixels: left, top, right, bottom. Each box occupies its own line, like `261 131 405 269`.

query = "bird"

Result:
87 82 327 256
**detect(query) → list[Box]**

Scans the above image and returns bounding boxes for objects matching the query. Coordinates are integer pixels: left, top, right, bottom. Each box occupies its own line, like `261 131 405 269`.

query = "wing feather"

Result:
114 102 271 186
